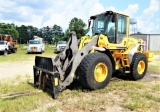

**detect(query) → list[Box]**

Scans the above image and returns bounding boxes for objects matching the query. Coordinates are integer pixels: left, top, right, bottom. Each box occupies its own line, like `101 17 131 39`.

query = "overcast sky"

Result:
0 0 160 33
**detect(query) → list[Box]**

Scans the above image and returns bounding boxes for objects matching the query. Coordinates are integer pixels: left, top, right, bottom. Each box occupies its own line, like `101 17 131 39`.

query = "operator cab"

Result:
89 11 128 44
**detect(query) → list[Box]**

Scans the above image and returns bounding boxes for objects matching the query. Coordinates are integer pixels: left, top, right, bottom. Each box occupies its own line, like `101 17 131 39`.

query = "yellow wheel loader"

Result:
33 11 154 98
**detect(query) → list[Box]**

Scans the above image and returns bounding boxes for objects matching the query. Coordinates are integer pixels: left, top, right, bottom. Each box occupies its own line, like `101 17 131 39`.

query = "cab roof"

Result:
90 10 129 19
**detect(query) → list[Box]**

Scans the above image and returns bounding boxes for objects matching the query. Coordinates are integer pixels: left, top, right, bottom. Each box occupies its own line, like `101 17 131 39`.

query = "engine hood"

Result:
0 45 6 47
57 44 67 47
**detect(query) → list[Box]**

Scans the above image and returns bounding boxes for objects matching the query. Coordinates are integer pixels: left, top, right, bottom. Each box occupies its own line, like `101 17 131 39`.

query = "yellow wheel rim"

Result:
137 61 145 75
94 62 108 82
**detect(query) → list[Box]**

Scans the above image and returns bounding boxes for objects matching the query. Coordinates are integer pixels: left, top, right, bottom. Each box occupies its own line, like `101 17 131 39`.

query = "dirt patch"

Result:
141 71 160 82
0 61 34 79
0 61 160 82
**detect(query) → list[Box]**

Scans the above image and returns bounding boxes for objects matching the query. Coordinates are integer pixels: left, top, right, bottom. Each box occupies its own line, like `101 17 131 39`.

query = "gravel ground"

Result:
0 59 159 81
0 61 34 79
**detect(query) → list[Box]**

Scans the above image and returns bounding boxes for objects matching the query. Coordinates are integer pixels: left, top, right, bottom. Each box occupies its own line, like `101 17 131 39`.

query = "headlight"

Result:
38 47 41 50
0 47 5 50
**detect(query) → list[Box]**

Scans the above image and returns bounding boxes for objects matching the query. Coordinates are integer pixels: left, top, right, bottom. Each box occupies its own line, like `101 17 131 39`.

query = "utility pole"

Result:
159 18 160 29
159 1 160 31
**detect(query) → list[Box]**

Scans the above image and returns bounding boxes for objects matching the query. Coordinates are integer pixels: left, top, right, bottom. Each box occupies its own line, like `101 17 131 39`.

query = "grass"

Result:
0 76 50 112
0 44 57 62
148 51 160 72
122 91 160 111
0 94 47 112
152 84 160 91
0 76 160 112
152 51 160 55
47 106 59 112
49 81 160 112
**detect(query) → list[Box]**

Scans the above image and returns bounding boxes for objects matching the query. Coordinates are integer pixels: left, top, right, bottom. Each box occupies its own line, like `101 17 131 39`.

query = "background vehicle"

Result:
33 11 154 98
0 34 18 56
54 41 67 52
27 36 45 54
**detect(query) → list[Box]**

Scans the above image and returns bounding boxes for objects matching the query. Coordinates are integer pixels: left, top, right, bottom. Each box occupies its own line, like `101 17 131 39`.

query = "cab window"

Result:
117 15 126 43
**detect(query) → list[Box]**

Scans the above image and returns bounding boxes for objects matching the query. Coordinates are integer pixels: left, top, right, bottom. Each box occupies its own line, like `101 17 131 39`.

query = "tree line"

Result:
0 17 87 44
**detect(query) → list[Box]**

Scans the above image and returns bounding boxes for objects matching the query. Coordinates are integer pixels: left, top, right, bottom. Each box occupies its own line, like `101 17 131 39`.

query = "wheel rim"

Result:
137 61 145 75
94 62 108 82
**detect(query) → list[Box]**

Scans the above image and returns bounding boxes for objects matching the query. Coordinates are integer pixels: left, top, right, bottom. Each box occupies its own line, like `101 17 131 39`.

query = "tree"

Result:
0 23 19 39
63 29 70 41
51 25 64 44
16 25 29 44
68 17 87 39
53 35 59 44
17 25 45 44
52 24 63 36
41 26 52 44
1 22 64 44
137 31 142 34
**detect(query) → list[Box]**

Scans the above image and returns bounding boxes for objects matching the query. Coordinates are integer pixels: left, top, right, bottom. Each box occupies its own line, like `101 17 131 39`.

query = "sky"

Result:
0 0 160 34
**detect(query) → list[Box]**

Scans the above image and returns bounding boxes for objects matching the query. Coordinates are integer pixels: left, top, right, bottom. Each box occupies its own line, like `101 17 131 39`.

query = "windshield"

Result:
0 41 5 45
57 41 67 44
91 14 115 37
29 40 40 44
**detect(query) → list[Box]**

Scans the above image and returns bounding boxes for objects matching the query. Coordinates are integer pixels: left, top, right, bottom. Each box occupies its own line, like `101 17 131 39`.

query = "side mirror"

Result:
112 13 117 22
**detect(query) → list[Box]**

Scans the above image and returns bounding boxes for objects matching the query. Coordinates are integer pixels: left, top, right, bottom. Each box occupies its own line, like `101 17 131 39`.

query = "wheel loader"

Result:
33 11 154 98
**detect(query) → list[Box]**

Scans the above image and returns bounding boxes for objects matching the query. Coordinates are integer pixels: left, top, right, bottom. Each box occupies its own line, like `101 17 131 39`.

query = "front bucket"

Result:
33 56 60 99
35 56 56 71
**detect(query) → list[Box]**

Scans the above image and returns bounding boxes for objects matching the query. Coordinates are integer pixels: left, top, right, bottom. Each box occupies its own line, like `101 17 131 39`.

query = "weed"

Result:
0 77 48 112
25 74 31 83
15 75 22 81
122 90 160 111
152 84 160 91
144 94 160 102
47 105 58 112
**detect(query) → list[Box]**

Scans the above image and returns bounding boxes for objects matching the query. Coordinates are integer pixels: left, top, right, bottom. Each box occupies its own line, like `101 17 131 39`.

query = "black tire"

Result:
4 50 8 56
39 51 42 54
76 52 112 90
127 53 148 80
12 48 16 53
